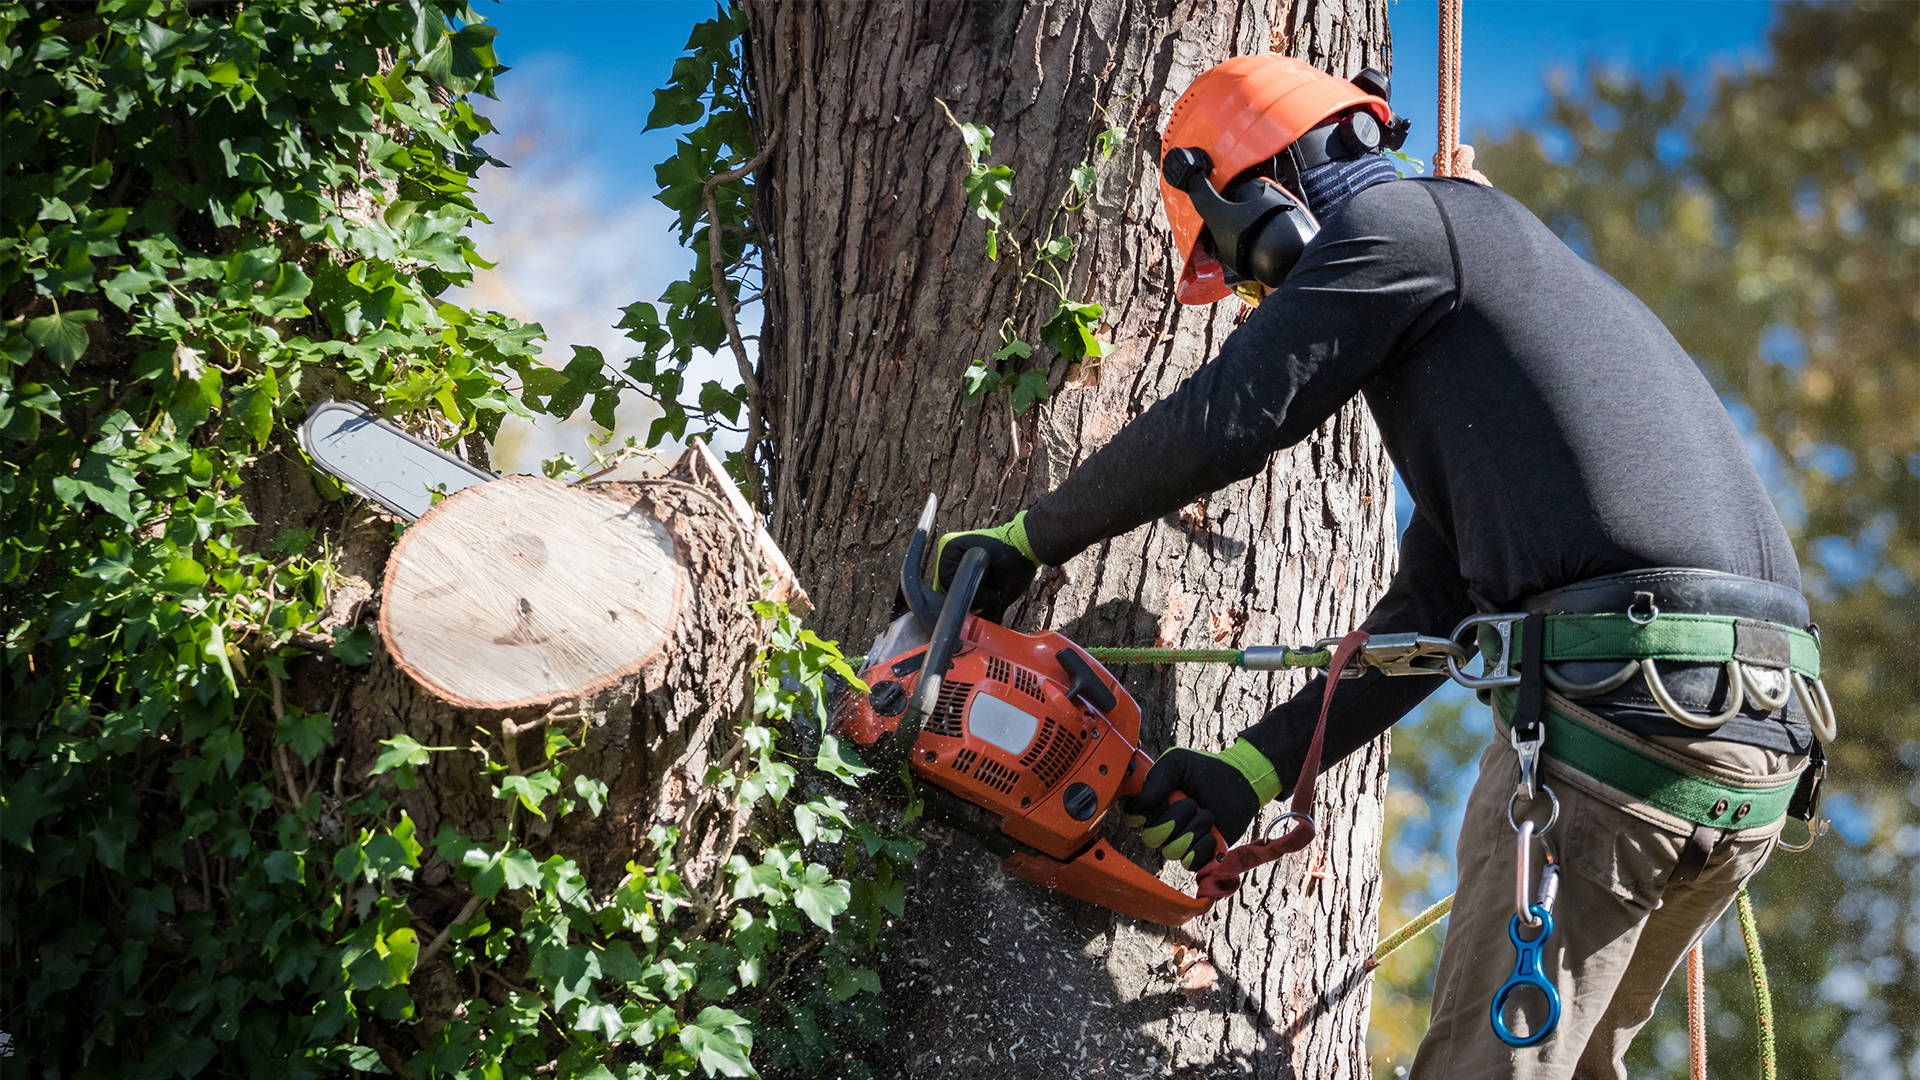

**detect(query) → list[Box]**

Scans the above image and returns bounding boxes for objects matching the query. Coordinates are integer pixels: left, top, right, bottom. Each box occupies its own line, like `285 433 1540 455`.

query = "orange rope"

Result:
1437 0 1461 175
1687 940 1709 1080
1435 0 1490 184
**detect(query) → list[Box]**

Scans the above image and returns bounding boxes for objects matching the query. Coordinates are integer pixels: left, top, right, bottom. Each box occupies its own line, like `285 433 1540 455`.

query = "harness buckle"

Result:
1446 613 1527 689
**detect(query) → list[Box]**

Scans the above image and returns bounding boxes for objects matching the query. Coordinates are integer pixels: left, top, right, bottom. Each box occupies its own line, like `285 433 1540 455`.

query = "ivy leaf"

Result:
50 454 137 524
1096 122 1128 159
330 624 375 666
1009 369 1052 416
962 363 1001 401
573 1001 624 1040
26 309 99 370
573 775 609 816
964 164 1015 228
992 337 1033 362
791 863 851 931
679 1006 754 1078
1070 165 1097 197
955 121 994 163
815 735 874 786
498 772 561 818
370 734 432 776
275 709 333 766
1041 299 1108 364
501 849 541 892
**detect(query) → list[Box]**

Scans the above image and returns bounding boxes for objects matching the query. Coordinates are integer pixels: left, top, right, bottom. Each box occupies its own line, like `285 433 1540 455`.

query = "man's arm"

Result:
1239 509 1476 783
1022 181 1457 565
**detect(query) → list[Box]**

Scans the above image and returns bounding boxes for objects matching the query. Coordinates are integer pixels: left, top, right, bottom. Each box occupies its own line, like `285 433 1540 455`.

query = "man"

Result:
936 57 1820 1078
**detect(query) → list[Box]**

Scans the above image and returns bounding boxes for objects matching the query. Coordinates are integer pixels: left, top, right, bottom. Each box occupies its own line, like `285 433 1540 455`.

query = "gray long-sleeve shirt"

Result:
1023 177 1805 776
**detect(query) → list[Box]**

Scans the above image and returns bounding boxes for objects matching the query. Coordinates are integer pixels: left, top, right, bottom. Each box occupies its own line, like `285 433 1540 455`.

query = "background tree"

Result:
1447 4 1915 1075
736 2 1399 1075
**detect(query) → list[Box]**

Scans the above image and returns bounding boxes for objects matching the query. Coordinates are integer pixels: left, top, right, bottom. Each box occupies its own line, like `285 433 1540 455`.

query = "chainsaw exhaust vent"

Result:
1019 717 1085 789
951 748 979 775
926 680 973 738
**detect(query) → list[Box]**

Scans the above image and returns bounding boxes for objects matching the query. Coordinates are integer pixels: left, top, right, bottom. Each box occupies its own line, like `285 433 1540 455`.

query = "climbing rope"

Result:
1434 0 1491 184
1688 940 1709 1080
1436 0 1462 175
1736 888 1779 1080
1083 645 1329 668
1368 892 1453 969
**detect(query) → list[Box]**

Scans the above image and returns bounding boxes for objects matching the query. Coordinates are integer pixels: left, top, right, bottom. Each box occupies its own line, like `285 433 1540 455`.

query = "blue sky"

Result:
460 1 1780 473
472 1 1777 210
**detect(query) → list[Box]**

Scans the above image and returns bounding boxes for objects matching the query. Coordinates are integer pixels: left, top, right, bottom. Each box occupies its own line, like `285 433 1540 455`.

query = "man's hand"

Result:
934 512 1041 619
1123 739 1284 868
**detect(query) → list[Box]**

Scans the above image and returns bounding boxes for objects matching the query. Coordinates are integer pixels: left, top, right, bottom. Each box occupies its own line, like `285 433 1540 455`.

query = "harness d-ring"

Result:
1740 663 1795 712
1790 672 1838 744
1491 904 1562 1047
1642 658 1746 729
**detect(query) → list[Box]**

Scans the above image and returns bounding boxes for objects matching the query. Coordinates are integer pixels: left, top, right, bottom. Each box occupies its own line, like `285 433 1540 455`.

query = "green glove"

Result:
934 511 1041 619
1122 739 1284 868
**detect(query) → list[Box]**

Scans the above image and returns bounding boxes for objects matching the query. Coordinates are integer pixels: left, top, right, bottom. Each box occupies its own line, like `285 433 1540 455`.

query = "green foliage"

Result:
515 5 768 486
1 3 913 1075
944 100 1124 417
1378 4 1918 1075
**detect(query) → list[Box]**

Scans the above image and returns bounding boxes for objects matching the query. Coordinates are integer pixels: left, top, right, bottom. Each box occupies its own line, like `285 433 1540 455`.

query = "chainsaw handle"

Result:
1120 752 1231 869
1165 785 1233 869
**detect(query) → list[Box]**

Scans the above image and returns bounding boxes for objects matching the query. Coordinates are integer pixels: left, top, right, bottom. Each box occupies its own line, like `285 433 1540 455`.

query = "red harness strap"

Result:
1195 628 1370 900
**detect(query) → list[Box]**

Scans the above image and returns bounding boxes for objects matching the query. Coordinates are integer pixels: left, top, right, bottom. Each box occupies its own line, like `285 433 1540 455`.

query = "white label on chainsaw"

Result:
967 692 1040 757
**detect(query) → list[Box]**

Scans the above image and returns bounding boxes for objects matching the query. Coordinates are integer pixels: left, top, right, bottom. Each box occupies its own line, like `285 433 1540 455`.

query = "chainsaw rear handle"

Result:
903 544 987 738
1119 749 1231 873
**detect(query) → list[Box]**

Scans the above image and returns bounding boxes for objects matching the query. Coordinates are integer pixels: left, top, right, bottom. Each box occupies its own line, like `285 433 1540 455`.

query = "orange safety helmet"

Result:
1160 56 1395 305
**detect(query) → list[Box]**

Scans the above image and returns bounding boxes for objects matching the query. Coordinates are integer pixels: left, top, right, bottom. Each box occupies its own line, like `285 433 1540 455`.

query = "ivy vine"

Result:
942 99 1127 416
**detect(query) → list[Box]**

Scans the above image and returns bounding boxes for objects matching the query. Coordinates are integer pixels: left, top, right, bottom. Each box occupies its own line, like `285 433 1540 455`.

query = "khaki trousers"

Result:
1409 696 1805 1079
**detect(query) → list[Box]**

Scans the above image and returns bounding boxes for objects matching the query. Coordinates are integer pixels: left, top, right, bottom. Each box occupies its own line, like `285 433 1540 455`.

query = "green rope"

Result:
1082 647 1243 665
851 646 1333 671
1736 887 1777 1080
1369 892 1455 968
1084 646 1332 668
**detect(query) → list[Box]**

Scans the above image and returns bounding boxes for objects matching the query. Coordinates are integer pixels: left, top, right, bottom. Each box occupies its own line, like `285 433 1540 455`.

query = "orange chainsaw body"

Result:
835 614 1213 926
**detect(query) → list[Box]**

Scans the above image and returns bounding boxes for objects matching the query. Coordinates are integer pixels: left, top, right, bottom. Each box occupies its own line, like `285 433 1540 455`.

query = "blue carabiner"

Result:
1490 904 1561 1048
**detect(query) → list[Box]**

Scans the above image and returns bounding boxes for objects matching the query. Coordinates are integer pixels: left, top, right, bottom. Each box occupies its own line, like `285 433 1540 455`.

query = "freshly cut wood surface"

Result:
379 476 687 709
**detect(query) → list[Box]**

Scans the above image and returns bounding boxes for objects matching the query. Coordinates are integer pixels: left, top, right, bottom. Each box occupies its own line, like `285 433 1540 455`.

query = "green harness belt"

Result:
1486 610 1818 830
1493 687 1801 829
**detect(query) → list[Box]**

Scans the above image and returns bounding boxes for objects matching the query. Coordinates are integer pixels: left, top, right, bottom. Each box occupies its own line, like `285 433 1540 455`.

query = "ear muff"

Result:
1161 147 1320 290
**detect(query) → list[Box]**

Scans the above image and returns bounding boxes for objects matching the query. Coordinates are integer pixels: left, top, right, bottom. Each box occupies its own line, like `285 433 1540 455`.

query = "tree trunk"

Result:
744 2 1397 1076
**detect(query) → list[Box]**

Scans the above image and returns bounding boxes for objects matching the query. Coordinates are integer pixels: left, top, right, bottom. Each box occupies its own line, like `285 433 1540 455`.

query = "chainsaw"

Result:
832 495 1355 927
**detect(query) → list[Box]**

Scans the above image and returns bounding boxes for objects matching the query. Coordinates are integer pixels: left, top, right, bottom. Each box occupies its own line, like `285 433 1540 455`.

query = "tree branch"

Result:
701 115 785 512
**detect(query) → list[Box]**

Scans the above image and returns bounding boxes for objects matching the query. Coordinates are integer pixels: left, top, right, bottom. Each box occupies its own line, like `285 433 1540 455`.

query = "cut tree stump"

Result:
379 440 804 710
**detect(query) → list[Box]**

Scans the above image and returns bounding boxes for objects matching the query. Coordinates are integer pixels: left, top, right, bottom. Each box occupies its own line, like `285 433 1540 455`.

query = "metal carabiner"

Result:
1446 613 1526 690
1491 904 1562 1048
1312 632 1470 678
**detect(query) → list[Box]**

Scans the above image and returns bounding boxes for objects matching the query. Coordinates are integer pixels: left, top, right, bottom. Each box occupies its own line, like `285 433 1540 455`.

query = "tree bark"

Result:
744 2 1397 1076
